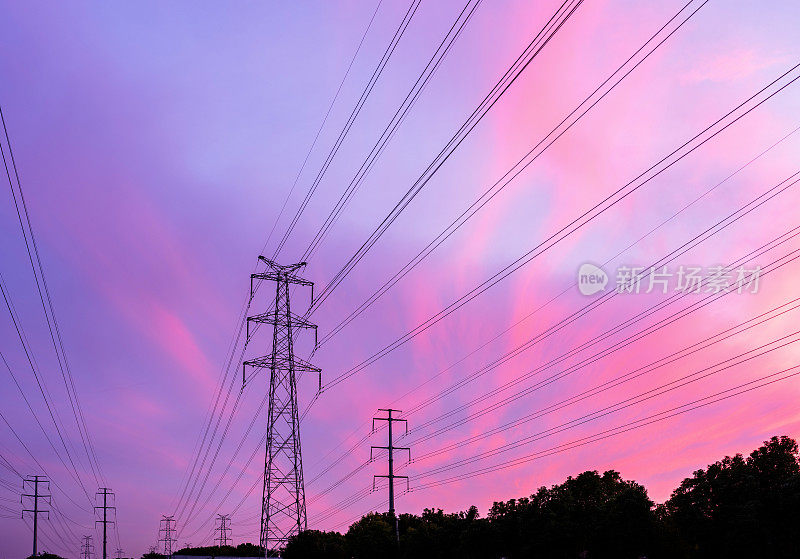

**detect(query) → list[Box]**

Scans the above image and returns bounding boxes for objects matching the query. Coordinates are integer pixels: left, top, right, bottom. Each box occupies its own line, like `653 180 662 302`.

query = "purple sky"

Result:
2 0 800 557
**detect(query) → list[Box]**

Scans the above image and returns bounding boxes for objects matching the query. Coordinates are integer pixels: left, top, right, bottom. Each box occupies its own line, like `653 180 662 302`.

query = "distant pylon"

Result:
371 409 410 544
158 515 177 556
94 488 116 559
81 535 95 559
22 475 51 558
243 258 320 557
214 514 232 547
115 548 124 559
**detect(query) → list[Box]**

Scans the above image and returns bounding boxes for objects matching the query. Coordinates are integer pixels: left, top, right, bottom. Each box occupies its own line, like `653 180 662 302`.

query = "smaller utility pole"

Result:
159 515 177 557
95 488 116 559
215 514 231 547
22 475 51 557
81 535 95 559
371 409 410 545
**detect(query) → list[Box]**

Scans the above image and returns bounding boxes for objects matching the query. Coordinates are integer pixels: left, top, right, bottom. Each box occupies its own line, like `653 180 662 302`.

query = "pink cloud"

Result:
682 48 789 83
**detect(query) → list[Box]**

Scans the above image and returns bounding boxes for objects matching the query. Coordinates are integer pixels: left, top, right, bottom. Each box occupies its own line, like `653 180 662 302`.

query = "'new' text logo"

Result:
578 263 608 295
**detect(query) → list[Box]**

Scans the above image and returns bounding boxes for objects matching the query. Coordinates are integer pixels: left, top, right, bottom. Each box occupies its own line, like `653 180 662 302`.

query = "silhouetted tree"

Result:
283 529 347 559
488 469 656 558
170 542 264 557
663 435 800 559
400 505 488 558
345 512 396 559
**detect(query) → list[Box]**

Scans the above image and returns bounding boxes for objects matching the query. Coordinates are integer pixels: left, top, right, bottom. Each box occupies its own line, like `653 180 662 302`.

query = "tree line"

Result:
52 435 790 559
283 435 800 559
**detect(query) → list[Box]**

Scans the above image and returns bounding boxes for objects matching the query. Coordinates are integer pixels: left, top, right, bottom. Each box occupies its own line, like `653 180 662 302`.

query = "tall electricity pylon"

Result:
371 409 410 544
22 475 50 558
214 514 232 547
243 258 320 557
159 515 176 556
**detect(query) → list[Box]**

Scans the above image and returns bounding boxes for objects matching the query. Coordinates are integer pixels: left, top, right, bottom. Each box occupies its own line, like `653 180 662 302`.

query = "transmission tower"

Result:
95 488 116 559
115 548 124 559
371 409 410 544
214 514 232 547
243 258 320 556
158 515 177 556
81 535 95 559
22 475 51 557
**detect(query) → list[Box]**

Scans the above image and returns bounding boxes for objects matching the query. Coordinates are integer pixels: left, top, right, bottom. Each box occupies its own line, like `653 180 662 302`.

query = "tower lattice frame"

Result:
244 258 319 557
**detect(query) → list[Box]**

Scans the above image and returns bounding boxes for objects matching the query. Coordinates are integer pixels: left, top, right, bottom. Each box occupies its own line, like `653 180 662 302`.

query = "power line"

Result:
311 0 585 312
410 363 800 489
402 169 800 431
173 0 404 516
0 410 90 517
313 333 800 524
301 0 484 262
176 390 244 528
321 61 800 392
315 0 708 346
175 0 415 503
272 0 423 258
261 0 384 254
179 432 266 541
179 395 268 529
19 515 73 558
389 122 800 413
302 138 800 490
301 104 800 489
171 314 249 519
411 293 800 457
174 2 470 521
0 104 105 488
410 330 800 478
306 223 800 512
0 279 95 504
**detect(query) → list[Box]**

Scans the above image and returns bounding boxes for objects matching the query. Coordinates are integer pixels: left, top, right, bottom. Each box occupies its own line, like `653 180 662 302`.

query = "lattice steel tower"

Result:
215 514 231 547
159 515 176 556
81 536 94 559
244 258 320 557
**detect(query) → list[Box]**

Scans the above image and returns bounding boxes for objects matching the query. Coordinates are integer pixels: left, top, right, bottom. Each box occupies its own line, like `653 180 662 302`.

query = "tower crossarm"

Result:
243 355 320 374
251 271 313 287
373 474 410 491
247 310 316 329
370 446 411 461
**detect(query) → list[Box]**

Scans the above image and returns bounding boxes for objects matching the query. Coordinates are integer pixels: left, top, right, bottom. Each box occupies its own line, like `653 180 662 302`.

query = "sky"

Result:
1 0 800 556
